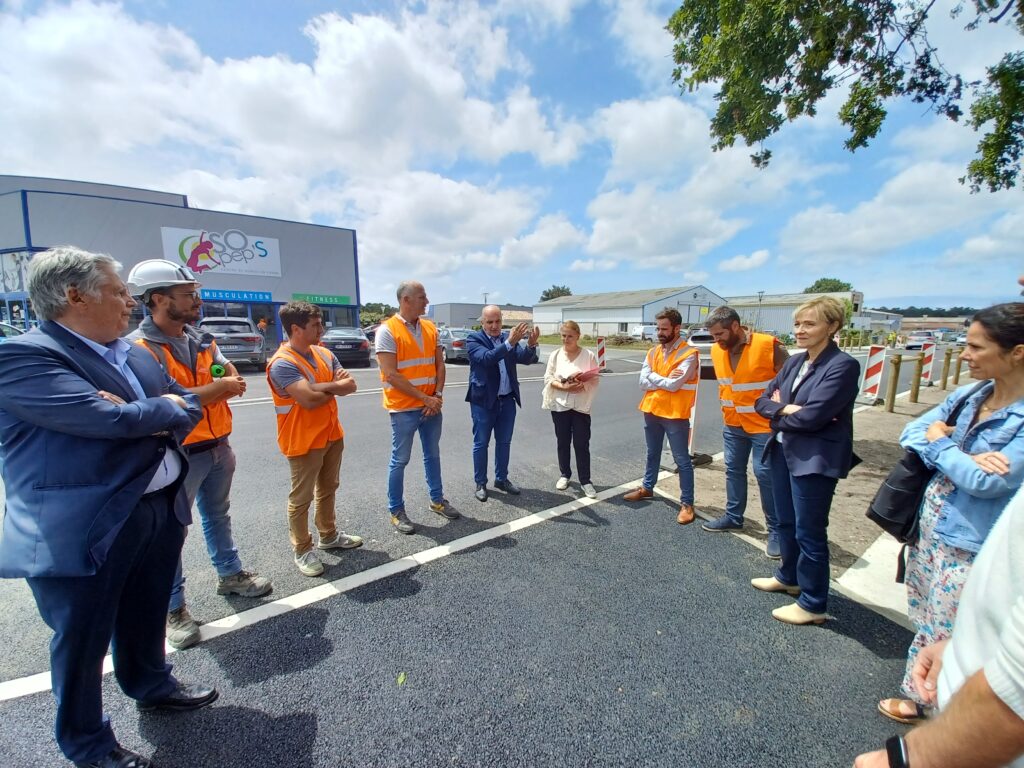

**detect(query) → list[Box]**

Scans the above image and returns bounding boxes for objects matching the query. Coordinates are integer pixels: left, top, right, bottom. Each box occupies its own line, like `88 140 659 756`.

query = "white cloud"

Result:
592 96 710 185
943 210 1024 264
496 0 589 28
719 249 770 272
780 161 1004 263
498 213 586 268
605 0 677 88
570 258 617 271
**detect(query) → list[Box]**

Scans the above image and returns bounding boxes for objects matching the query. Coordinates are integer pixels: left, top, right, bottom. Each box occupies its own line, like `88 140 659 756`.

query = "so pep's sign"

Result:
160 227 282 277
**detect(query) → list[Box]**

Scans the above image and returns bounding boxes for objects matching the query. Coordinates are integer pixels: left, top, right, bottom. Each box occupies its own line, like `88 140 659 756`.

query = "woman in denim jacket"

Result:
879 302 1024 725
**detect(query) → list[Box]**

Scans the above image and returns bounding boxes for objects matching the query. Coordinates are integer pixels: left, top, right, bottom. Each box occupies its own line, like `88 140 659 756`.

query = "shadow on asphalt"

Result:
347 567 424 603
823 595 911 661
143 706 317 768
204 608 333 687
551 505 610 528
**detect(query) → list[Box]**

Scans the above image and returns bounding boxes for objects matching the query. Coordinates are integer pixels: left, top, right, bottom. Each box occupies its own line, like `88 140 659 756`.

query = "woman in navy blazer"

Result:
751 297 861 625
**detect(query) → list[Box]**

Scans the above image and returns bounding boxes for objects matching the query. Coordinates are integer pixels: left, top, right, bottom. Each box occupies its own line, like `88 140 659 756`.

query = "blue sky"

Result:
1 0 1020 309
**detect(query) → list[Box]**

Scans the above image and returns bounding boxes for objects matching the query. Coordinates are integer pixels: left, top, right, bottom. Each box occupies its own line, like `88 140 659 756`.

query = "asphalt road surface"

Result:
0 342 943 766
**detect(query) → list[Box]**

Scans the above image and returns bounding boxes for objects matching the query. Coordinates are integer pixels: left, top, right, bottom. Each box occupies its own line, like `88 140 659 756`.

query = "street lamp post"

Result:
755 290 765 331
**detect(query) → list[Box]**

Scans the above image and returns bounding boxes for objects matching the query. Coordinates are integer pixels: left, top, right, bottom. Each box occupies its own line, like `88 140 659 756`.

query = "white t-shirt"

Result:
939 484 1024 767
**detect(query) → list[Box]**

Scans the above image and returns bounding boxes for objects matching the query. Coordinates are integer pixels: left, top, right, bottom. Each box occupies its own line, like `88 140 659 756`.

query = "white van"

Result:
630 324 658 341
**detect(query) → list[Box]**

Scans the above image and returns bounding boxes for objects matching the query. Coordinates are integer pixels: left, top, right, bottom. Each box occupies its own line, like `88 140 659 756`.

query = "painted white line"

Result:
0 471 676 703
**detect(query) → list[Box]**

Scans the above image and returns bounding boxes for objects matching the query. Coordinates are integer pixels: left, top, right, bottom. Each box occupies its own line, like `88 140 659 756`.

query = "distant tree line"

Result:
873 306 979 318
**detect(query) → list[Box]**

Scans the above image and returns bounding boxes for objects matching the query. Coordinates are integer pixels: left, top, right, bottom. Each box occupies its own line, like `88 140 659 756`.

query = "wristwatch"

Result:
885 735 909 768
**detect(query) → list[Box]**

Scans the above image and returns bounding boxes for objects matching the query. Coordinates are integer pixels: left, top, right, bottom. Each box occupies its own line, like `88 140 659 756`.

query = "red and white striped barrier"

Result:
860 345 886 401
596 336 606 370
921 342 936 386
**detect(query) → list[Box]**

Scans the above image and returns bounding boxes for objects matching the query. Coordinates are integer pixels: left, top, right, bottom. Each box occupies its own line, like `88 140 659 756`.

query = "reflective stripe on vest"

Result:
379 316 438 410
135 338 232 446
266 343 343 457
710 332 777 434
638 343 699 420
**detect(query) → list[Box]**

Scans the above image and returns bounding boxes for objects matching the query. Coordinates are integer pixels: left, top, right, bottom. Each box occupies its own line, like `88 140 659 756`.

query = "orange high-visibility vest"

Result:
710 332 777 434
135 338 232 446
638 342 699 420
379 315 438 411
267 343 343 458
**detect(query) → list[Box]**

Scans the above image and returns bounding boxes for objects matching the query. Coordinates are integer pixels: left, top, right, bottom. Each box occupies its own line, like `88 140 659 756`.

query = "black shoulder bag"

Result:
866 382 987 581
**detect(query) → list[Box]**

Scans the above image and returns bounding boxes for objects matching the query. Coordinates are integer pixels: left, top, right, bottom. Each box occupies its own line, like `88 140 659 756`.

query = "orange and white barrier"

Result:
597 336 606 370
860 345 886 401
921 342 936 386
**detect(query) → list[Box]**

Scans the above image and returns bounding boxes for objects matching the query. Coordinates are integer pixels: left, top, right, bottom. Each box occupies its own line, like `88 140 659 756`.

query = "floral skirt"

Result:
900 472 977 702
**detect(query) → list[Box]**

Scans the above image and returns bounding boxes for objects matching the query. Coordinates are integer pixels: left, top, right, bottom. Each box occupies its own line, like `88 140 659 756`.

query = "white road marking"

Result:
0 470 677 703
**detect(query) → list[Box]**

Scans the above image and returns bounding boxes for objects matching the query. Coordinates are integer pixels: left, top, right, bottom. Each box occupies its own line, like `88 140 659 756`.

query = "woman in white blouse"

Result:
542 321 600 498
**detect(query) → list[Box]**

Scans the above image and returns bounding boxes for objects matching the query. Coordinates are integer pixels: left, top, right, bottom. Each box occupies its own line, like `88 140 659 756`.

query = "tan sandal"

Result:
878 698 927 724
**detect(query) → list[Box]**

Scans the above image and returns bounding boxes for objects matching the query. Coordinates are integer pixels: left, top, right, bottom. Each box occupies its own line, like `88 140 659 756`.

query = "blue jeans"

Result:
768 442 838 614
641 412 694 505
722 425 776 529
168 441 242 612
388 410 444 512
471 396 517 485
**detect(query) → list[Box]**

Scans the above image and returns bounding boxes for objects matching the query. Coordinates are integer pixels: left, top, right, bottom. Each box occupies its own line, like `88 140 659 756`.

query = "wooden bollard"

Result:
885 354 902 413
940 348 953 390
910 353 924 403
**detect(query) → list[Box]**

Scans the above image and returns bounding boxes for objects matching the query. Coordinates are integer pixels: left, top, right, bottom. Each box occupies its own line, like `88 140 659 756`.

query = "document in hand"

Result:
574 367 601 382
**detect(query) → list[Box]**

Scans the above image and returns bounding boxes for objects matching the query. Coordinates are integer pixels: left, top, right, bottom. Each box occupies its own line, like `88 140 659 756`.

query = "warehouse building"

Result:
533 285 728 336
429 302 532 329
724 291 865 334
0 175 360 343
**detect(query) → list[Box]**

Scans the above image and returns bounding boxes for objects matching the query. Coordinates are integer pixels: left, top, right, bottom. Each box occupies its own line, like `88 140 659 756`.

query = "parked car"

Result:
363 323 382 343
197 317 267 370
630 324 658 341
905 332 933 351
0 321 25 342
955 333 968 346
686 328 718 378
320 326 372 367
439 326 472 363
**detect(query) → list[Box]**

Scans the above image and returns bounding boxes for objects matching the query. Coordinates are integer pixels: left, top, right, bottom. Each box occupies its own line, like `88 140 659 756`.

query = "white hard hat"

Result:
126 259 200 299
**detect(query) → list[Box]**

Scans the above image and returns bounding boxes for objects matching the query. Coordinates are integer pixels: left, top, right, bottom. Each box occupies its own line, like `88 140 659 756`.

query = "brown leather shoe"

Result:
677 504 695 525
623 487 653 502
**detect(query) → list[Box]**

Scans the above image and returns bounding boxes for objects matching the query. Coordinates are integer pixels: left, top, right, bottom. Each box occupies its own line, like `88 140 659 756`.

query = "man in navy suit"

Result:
0 247 218 768
465 306 540 501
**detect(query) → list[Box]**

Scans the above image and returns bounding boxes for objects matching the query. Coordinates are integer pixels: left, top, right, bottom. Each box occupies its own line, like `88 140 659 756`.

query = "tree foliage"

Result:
667 0 1024 191
804 277 854 293
539 284 572 302
873 305 979 317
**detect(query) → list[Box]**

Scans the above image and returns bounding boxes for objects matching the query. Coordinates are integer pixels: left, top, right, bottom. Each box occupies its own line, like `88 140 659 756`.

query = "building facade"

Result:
0 176 359 343
533 286 728 336
429 302 532 329
724 291 865 334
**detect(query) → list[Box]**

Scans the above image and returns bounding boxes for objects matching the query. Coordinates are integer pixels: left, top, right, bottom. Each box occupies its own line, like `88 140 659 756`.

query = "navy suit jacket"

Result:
464 331 539 409
0 321 202 578
754 343 862 479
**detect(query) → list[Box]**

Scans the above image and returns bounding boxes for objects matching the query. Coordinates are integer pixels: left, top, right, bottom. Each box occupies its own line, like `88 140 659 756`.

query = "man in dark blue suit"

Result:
0 247 218 768
465 306 540 501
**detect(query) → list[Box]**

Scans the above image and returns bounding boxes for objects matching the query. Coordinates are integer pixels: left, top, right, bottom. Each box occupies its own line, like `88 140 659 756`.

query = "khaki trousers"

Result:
286 438 343 555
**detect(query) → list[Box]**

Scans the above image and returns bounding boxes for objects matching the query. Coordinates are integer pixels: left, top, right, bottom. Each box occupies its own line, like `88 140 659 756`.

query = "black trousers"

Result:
27 488 186 762
551 409 592 484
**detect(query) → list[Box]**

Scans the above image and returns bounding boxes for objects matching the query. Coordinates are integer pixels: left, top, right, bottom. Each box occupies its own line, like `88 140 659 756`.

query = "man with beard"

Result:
126 260 272 650
623 308 701 524
701 306 788 557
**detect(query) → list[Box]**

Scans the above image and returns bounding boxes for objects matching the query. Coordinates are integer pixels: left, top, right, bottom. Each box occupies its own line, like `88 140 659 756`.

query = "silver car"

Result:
438 327 472 363
197 317 267 370
0 321 25 343
686 328 717 379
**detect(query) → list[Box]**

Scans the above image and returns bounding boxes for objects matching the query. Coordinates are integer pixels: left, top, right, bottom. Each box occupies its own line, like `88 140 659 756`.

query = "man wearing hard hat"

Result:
126 260 272 650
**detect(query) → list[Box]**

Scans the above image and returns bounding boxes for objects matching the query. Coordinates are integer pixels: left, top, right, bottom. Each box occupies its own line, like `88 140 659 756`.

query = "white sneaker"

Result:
582 483 597 498
555 477 570 490
294 550 324 577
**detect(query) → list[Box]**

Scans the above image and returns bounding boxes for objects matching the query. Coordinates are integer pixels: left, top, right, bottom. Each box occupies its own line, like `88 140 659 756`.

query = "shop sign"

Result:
201 289 273 302
292 292 351 305
161 226 282 277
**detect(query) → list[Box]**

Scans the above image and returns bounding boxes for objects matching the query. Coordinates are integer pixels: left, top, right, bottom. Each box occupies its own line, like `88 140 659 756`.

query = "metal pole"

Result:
910 353 924 403
940 348 953 390
885 354 902 413
952 355 962 385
